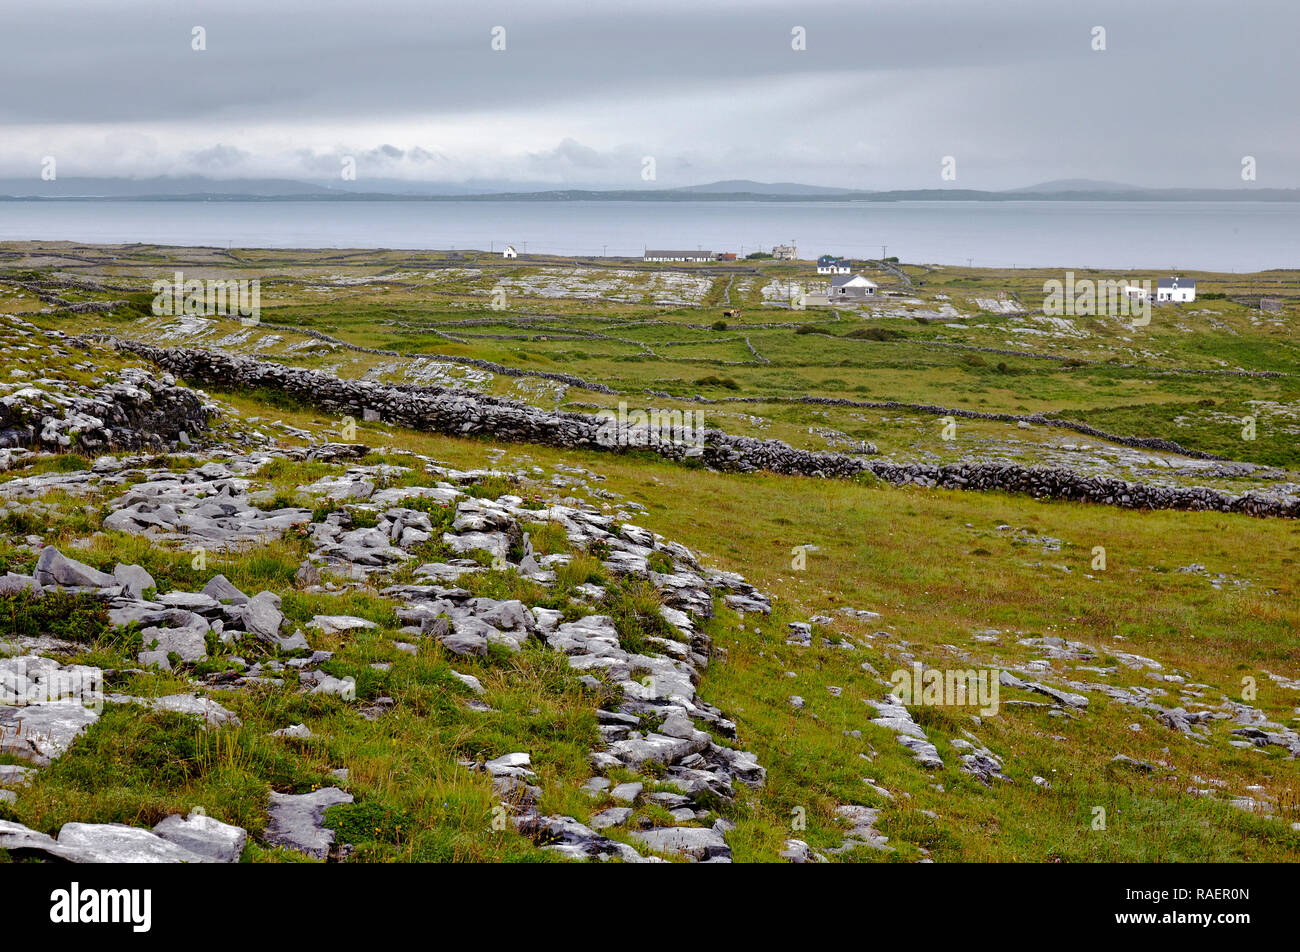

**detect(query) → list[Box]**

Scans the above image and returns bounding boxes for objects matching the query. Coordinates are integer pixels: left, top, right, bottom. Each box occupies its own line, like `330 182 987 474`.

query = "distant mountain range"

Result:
2 176 1296 202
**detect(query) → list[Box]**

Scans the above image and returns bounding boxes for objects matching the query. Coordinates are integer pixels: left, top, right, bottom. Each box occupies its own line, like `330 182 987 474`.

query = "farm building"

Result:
830 273 879 301
715 252 737 261
644 249 714 262
1156 276 1196 302
502 245 518 258
772 244 798 261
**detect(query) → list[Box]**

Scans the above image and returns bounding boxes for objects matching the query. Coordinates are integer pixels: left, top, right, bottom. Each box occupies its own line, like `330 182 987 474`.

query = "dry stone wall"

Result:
101 338 1300 519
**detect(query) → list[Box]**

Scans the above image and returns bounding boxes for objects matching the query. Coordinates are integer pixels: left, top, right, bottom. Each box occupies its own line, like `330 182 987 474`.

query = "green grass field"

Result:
2 243 1298 862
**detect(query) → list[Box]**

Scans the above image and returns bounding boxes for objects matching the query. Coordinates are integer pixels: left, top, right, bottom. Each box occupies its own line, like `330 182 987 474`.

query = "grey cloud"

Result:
0 0 1297 188
187 145 251 170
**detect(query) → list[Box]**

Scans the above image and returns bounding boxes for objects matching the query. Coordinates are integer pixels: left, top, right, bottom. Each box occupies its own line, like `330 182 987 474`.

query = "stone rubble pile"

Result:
102 461 313 549
372 482 772 861
0 358 207 454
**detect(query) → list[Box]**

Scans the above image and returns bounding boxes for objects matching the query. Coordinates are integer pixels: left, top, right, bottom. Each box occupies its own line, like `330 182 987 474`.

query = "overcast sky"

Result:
2 0 1296 190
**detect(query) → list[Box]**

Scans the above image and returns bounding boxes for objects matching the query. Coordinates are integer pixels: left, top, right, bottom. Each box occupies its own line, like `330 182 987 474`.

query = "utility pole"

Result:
967 257 973 269
881 244 887 261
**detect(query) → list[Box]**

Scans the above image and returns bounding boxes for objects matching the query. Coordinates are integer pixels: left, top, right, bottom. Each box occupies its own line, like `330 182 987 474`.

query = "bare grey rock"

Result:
151 810 248 862
295 559 321 588
0 573 42 596
53 822 217 863
0 701 99 765
112 563 154 599
34 546 116 589
590 807 633 830
264 787 354 860
201 573 249 605
138 625 208 663
240 590 285 643
450 670 485 694
609 781 643 804
630 826 731 862
270 723 312 738
308 615 377 635
484 752 535 779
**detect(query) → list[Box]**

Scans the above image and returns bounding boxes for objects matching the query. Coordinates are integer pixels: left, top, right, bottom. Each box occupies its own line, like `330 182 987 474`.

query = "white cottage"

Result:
502 245 518 258
817 255 852 275
1156 276 1195 302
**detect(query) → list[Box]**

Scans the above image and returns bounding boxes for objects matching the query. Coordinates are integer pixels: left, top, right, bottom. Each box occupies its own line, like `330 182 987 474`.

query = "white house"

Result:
817 255 851 275
1156 276 1195 302
502 245 518 258
830 273 878 301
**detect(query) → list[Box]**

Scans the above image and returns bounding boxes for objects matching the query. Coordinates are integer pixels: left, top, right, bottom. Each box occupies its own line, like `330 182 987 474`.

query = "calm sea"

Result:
1 199 1296 271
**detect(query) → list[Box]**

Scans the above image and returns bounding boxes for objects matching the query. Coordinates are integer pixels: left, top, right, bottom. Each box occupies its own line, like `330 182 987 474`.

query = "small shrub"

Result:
463 476 517 500
324 799 414 846
521 521 568 555
388 497 457 529
347 509 379 529
695 375 739 391
0 590 111 643
846 327 907 341
555 553 606 589
49 455 92 473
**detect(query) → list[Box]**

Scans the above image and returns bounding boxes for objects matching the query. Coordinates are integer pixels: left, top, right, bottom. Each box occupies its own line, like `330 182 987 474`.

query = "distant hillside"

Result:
1011 179 1147 194
0 176 332 198
676 180 857 196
